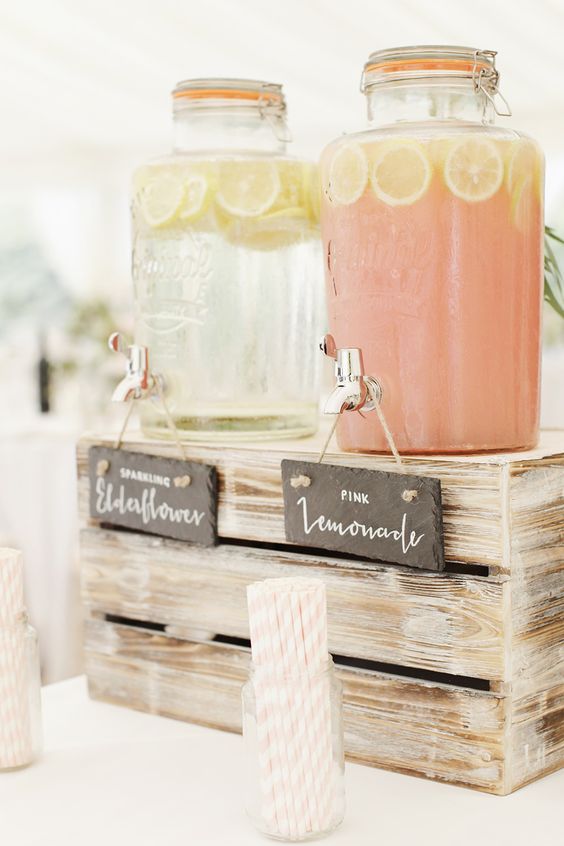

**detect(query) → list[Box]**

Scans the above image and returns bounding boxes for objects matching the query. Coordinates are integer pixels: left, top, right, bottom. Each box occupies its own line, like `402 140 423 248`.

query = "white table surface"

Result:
1 677 561 846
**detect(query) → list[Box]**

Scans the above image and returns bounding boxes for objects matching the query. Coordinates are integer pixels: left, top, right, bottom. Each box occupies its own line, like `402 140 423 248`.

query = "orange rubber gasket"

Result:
365 59 488 74
173 88 282 101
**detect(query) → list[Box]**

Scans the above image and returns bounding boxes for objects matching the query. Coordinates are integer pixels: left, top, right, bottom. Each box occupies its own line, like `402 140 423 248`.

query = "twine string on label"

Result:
115 399 135 450
373 401 403 469
317 388 404 469
317 415 339 464
154 378 187 461
290 411 339 487
113 376 187 462
367 386 420 499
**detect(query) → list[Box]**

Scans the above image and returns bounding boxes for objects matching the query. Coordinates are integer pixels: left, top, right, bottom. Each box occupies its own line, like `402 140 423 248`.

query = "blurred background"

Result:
1 0 564 682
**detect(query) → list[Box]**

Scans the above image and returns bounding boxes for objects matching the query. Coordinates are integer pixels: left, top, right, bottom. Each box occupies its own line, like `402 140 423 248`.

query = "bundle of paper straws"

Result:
247 577 336 840
0 548 33 770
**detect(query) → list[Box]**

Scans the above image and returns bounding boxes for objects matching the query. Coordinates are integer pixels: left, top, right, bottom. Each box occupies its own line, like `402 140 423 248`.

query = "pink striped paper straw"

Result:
0 549 33 770
247 584 294 837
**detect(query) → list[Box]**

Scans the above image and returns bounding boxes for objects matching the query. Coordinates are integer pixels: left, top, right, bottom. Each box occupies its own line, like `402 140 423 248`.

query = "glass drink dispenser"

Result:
320 47 544 453
132 79 323 440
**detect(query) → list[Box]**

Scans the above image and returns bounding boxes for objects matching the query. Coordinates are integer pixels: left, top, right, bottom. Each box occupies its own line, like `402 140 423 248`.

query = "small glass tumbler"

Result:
242 657 345 841
0 616 42 771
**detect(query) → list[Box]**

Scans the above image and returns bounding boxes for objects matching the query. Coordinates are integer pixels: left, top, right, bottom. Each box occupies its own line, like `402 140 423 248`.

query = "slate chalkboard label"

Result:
89 447 218 546
281 460 444 571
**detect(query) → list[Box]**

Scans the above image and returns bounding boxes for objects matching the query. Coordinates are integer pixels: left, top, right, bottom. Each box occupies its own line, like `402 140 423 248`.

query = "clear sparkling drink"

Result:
133 80 323 440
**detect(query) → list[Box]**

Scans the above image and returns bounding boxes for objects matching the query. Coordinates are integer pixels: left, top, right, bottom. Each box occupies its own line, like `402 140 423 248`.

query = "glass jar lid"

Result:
361 46 511 116
173 78 286 115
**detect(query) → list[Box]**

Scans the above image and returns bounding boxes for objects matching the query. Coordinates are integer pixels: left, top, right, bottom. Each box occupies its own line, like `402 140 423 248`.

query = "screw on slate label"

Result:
290 474 312 489
96 459 110 476
173 474 192 488
402 489 418 503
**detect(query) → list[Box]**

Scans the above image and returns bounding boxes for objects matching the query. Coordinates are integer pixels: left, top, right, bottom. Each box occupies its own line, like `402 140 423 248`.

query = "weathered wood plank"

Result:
80 526 505 681
508 462 564 699
510 685 564 791
84 618 506 793
507 461 564 789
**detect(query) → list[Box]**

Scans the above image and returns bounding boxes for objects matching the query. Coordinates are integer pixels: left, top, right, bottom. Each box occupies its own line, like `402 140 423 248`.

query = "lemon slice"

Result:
260 206 308 221
507 139 542 197
221 206 310 251
444 138 503 202
511 175 535 232
326 143 368 205
216 160 280 217
140 173 185 227
302 163 321 224
179 174 209 221
370 141 432 206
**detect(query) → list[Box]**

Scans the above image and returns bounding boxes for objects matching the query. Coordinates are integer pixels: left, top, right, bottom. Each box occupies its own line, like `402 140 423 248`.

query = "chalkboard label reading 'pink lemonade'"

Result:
89 447 217 546
281 460 444 571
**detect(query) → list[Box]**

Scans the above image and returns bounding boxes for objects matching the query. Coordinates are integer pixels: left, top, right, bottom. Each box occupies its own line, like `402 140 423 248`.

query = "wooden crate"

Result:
77 429 564 794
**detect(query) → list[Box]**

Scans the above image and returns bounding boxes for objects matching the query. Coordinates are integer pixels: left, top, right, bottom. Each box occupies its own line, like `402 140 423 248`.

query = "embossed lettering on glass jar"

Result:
320 47 544 453
132 79 324 440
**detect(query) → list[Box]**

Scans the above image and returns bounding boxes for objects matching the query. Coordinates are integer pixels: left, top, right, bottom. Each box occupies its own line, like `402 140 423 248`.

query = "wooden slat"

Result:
508 462 564 695
76 432 509 572
80 526 505 681
507 461 564 790
510 684 564 791
84 618 506 793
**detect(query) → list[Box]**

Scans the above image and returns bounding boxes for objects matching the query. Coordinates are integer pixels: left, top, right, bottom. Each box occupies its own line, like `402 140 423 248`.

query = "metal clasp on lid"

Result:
472 49 512 117
257 86 292 143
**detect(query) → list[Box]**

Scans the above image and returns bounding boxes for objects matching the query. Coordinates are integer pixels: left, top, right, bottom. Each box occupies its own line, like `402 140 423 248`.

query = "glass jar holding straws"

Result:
243 578 345 841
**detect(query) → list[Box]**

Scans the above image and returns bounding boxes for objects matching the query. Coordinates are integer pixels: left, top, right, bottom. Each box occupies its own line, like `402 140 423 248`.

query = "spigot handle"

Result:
320 334 383 415
108 332 160 402
320 334 337 360
108 333 149 376
108 332 128 356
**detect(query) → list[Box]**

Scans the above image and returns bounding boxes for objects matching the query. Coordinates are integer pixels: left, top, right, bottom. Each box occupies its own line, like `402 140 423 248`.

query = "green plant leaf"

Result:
545 225 564 318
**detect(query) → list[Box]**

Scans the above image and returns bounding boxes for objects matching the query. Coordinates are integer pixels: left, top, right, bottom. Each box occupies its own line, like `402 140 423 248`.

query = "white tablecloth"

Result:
0 677 561 846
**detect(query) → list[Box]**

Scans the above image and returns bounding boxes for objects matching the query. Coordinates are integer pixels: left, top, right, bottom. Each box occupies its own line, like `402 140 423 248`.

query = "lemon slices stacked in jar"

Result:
133 158 319 250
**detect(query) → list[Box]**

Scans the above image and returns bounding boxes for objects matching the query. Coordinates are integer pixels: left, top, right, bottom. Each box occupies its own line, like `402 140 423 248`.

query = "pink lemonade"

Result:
321 49 544 454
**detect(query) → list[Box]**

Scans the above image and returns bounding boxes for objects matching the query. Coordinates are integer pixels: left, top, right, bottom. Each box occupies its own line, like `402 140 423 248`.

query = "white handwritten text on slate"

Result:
281 460 444 570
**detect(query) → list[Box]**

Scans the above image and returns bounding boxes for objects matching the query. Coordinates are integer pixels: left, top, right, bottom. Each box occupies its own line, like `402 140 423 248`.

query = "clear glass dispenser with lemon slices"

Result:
321 47 544 453
132 79 323 439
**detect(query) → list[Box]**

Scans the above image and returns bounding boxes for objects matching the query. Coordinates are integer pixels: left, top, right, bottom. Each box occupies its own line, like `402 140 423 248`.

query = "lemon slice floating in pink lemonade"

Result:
370 141 432 206
326 143 368 205
444 137 503 202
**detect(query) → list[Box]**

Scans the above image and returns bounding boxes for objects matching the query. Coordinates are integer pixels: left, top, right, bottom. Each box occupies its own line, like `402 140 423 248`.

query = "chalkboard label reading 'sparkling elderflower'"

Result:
89 447 217 546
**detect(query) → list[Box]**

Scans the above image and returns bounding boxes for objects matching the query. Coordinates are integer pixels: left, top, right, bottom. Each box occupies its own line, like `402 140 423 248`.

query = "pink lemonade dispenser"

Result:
320 46 544 453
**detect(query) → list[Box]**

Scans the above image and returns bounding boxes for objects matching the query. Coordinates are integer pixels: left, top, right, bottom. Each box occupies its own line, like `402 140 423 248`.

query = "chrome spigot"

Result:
320 334 382 414
108 333 160 402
